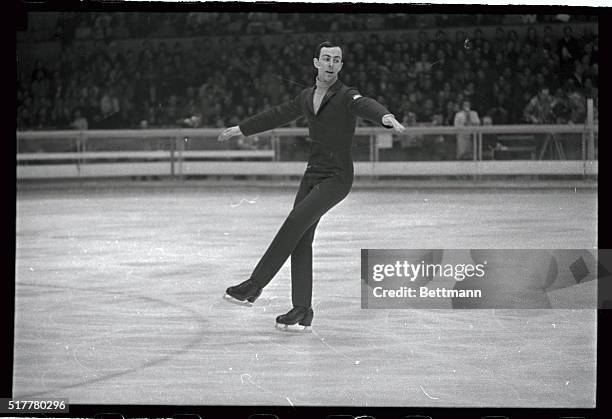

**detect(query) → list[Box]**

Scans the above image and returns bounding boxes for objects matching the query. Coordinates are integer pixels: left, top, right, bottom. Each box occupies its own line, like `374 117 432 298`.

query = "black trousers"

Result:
250 171 352 307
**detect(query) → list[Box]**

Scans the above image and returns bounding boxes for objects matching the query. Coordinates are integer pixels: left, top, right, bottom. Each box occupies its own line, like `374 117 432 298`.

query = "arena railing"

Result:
16 124 597 180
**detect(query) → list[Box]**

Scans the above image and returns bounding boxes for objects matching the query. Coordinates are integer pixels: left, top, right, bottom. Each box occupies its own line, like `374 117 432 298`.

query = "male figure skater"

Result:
218 41 405 331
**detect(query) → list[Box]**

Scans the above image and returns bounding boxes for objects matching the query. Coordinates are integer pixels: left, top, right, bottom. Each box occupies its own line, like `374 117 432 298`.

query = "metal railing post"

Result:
581 129 586 162
374 133 380 162
170 135 176 177
587 122 595 162
273 134 280 161
178 134 184 180
586 98 595 161
472 131 478 177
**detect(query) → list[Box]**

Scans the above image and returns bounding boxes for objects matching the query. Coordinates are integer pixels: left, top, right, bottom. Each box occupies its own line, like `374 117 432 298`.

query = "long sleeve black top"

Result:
239 79 392 175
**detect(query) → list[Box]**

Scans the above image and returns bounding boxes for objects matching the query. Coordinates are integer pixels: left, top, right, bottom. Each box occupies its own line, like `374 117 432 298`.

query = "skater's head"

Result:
313 41 343 83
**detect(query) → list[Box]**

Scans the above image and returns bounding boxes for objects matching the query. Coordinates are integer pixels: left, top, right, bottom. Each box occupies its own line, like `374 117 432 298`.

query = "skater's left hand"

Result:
382 114 406 133
217 126 244 142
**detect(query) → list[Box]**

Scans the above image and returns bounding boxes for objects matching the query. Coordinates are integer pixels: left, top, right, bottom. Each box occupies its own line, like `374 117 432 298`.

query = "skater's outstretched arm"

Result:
218 93 304 142
346 88 406 134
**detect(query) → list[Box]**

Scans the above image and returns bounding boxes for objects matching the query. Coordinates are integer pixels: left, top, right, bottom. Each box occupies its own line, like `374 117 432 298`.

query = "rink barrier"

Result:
16 124 598 179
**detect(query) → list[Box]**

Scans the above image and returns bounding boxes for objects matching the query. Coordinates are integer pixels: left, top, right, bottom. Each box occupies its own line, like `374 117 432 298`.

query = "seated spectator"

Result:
49 98 71 128
91 93 122 129
524 26 539 49
186 12 204 35
36 106 50 129
417 98 436 123
111 13 130 39
74 19 91 40
415 53 431 74
570 60 586 88
151 15 178 38
583 77 597 100
246 12 266 35
92 13 113 41
487 94 510 125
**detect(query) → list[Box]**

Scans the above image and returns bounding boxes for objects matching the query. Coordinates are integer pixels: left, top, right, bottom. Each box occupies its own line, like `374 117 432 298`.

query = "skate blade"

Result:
275 323 312 333
223 293 253 307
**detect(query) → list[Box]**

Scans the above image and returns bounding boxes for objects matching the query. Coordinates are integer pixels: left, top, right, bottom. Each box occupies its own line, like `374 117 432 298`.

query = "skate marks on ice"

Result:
14 187 596 406
13 281 208 402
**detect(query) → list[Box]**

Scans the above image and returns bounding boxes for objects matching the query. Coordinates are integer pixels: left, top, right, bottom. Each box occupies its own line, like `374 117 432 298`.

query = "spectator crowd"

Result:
26 12 589 42
17 13 598 133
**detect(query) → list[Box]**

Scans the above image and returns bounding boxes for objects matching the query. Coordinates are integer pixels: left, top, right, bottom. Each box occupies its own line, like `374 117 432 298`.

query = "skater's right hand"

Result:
217 126 243 142
382 114 406 134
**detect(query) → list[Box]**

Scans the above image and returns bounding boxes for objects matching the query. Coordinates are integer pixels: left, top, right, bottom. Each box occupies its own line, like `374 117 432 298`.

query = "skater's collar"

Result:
315 76 340 90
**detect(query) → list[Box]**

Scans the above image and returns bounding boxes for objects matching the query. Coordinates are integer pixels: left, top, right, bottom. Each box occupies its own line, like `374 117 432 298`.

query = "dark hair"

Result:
314 41 343 60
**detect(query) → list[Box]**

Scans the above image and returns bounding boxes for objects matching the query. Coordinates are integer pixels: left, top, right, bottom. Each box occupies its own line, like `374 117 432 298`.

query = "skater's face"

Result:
314 46 343 82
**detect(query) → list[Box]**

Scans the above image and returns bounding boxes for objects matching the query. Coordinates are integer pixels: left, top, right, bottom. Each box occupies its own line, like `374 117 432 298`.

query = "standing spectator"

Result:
480 115 500 158
398 111 420 159
557 26 580 77
590 35 599 65
570 61 586 89
36 106 50 129
423 113 449 160
523 87 557 124
522 85 557 156
70 108 88 130
563 81 586 124
552 82 585 159
443 100 458 126
49 98 70 128
454 99 480 159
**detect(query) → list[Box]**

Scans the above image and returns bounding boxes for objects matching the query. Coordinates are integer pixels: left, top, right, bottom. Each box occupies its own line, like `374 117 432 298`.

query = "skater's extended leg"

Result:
223 176 312 306
291 220 318 308
290 174 320 308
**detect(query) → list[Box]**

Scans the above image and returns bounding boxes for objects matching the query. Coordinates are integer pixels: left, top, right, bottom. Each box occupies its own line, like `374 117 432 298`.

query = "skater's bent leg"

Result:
250 178 348 288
